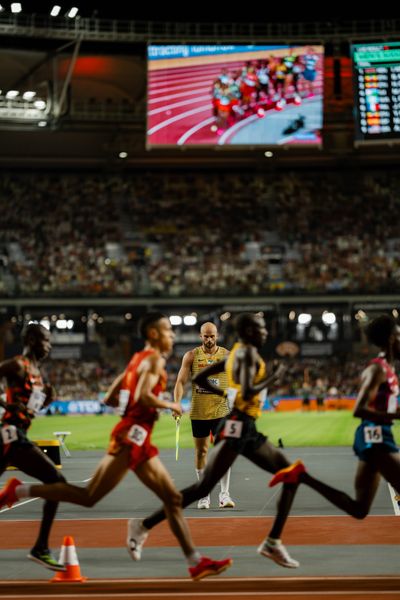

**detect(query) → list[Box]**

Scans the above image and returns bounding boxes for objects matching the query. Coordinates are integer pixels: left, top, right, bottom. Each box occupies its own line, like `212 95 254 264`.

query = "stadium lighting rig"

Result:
0 4 80 17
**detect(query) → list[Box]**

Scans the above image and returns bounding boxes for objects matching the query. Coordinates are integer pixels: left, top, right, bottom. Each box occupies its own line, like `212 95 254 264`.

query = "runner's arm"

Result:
192 359 227 396
103 372 125 407
137 355 182 415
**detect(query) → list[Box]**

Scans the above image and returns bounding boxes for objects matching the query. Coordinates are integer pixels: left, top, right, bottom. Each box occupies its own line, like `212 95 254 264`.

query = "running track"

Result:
1 447 399 600
147 56 323 146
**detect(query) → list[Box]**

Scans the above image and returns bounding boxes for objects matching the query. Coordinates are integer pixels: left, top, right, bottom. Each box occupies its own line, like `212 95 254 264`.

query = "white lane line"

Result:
387 483 400 516
177 117 216 145
218 114 258 144
149 79 215 97
0 478 92 513
149 87 210 104
149 95 210 116
148 105 211 135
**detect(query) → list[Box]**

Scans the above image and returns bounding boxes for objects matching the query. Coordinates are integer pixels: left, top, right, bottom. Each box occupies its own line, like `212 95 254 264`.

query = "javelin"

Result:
175 416 181 461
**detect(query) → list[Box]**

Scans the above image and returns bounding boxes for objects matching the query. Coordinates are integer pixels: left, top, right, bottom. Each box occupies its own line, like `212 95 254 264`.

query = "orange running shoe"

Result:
0 477 22 508
269 460 306 487
189 556 233 581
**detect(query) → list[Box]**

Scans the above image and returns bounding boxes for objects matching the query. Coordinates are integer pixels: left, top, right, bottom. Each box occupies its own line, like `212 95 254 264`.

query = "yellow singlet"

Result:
225 342 267 419
190 346 228 420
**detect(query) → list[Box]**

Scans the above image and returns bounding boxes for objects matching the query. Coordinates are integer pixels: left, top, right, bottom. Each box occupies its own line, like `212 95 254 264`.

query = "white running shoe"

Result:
127 518 148 561
197 495 210 509
257 540 299 568
219 492 235 508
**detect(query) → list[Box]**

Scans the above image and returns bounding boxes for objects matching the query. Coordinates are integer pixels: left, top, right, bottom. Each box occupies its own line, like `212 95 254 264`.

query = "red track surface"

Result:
0 577 399 600
147 56 323 146
1 515 398 549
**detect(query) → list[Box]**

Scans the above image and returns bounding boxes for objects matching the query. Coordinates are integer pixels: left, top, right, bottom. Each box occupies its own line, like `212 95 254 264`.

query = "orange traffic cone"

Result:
51 535 87 582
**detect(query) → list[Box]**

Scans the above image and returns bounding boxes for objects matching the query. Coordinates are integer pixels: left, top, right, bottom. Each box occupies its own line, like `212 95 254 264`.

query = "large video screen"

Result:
147 44 324 147
352 41 400 142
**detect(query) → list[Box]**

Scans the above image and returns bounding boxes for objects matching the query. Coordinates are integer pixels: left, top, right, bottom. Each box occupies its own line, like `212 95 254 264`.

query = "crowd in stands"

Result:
33 354 359 403
1 169 400 297
43 359 119 401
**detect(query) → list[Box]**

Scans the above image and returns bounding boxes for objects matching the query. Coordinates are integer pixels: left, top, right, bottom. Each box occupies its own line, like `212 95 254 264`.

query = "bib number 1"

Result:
1 425 18 445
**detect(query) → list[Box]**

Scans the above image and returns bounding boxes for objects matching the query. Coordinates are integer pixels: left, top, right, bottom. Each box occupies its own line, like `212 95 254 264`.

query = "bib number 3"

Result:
223 419 243 438
127 424 148 446
364 425 383 444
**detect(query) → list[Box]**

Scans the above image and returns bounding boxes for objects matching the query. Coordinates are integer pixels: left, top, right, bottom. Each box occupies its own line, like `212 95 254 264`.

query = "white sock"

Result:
137 520 149 534
16 484 31 499
195 468 204 481
267 537 281 546
220 468 231 495
186 550 202 566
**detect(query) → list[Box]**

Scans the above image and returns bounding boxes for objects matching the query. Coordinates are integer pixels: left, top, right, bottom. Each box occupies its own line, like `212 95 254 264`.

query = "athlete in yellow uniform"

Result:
174 322 234 509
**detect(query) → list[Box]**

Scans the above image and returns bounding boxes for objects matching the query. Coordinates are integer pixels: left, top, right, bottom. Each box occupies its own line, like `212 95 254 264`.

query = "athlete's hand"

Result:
43 383 56 405
170 402 182 416
271 361 286 383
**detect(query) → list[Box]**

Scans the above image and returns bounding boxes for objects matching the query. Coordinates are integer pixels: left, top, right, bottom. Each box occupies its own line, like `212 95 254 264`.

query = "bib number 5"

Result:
223 419 243 438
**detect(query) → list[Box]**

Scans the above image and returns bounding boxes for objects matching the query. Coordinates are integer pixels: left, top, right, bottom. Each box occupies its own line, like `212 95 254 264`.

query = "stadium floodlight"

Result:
183 315 197 326
67 319 74 329
119 151 128 159
6 90 19 99
38 121 47 127
50 5 61 16
34 100 46 109
0 5 4 13
56 319 68 329
220 312 231 321
40 318 51 330
67 6 79 18
169 315 182 326
23 91 36 100
10 3 22 13
298 313 312 325
322 311 336 326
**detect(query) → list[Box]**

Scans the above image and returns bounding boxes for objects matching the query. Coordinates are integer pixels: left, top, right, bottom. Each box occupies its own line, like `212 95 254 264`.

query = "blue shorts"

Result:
353 421 398 462
303 69 316 82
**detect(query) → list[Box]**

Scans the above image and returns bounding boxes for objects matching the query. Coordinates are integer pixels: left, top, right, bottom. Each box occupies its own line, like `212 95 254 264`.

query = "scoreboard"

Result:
352 41 400 142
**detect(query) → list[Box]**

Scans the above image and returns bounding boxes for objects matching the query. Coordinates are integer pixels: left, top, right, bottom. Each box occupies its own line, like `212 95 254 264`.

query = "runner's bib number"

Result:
364 425 383 444
1 425 18 444
223 419 243 438
27 388 46 414
127 424 148 446
387 394 398 414
226 387 237 411
118 389 130 416
259 388 267 409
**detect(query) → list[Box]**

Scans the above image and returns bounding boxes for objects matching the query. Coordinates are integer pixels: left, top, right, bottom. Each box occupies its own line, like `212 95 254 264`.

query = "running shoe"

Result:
219 492 235 508
0 477 21 509
257 539 299 568
28 547 66 572
268 460 306 487
126 518 148 561
189 556 233 581
197 495 210 509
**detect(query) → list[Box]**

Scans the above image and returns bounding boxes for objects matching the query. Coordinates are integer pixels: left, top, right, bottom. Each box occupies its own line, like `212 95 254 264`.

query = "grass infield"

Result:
27 410 392 451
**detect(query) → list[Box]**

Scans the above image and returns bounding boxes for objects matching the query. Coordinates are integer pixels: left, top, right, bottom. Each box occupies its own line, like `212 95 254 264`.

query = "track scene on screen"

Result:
147 45 323 146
